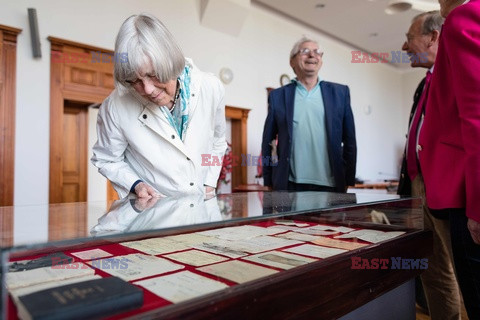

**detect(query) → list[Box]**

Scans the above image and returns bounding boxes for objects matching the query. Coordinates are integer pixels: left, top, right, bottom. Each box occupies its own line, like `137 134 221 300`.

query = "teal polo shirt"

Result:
289 79 335 187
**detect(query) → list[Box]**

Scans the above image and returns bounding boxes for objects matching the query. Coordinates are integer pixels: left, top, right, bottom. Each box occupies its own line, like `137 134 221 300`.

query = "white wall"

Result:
0 0 418 205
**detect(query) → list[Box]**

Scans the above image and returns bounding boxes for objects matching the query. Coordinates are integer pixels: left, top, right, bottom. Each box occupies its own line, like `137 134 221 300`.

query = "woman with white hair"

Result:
92 13 227 198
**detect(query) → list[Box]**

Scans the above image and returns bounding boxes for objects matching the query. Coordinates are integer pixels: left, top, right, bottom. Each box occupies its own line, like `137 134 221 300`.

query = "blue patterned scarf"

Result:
161 65 191 141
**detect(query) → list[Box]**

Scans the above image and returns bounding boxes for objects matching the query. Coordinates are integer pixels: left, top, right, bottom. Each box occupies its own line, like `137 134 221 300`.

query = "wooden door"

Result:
0 25 21 206
49 37 115 203
62 101 88 203
225 106 250 189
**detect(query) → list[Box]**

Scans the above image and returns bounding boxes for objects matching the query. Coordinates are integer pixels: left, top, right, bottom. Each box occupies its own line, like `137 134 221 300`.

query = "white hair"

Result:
114 13 185 90
289 36 320 59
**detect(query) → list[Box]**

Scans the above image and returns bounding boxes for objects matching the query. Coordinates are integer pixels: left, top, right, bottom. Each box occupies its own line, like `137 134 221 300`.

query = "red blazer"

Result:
419 0 480 223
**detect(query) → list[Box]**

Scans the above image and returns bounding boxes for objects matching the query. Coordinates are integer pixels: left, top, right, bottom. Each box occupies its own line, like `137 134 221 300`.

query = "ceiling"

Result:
252 0 440 69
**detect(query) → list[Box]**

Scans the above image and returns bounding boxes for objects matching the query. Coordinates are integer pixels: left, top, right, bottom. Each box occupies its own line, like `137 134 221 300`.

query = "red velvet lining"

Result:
7 220 367 319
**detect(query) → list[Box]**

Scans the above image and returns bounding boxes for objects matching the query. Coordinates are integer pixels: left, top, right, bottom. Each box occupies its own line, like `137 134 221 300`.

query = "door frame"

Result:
49 37 114 203
225 105 250 189
0 25 22 206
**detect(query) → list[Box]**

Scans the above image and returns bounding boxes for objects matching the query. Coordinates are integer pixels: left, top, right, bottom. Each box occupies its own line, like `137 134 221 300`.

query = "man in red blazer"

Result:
419 0 480 318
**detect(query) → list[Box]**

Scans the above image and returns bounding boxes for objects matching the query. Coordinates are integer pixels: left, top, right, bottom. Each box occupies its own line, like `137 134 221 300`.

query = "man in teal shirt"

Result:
262 36 357 192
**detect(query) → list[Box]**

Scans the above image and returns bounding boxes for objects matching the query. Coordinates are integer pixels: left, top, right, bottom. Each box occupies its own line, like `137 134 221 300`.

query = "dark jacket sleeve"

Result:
261 91 278 187
342 86 357 186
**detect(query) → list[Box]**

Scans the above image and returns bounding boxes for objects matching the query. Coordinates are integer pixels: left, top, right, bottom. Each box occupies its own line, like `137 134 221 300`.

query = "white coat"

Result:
91 59 227 198
90 194 223 236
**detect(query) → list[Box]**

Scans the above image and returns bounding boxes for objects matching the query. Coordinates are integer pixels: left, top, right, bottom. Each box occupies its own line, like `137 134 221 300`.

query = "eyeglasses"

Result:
295 48 324 57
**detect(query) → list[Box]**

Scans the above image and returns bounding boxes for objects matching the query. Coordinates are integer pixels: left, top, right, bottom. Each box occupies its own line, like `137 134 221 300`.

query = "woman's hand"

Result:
134 182 162 198
134 196 159 211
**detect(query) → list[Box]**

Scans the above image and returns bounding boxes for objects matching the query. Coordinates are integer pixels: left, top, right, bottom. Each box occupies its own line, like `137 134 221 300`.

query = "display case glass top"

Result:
0 191 416 249
0 192 427 320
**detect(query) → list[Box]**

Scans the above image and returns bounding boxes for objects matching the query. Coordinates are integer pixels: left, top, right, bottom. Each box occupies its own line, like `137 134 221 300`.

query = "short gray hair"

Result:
413 11 444 35
114 13 185 90
289 36 319 59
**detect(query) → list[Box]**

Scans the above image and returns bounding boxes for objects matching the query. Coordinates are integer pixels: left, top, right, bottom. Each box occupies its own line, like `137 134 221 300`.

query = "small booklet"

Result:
16 277 143 320
10 275 102 305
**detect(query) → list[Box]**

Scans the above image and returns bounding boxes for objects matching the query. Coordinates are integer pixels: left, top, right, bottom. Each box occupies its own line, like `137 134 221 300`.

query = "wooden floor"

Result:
416 305 430 320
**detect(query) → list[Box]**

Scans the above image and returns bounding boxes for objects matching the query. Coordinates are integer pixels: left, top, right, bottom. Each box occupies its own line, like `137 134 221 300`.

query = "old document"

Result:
307 225 355 233
284 244 347 259
274 220 310 227
242 251 316 270
275 231 319 242
198 225 285 241
165 249 229 267
198 260 278 284
231 236 303 254
135 271 228 303
164 233 217 246
194 241 249 259
88 253 184 281
121 238 191 255
335 229 405 243
70 248 112 260
312 236 369 250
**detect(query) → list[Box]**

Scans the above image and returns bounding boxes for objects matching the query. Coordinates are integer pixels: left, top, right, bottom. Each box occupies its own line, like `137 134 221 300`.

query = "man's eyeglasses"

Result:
295 48 324 57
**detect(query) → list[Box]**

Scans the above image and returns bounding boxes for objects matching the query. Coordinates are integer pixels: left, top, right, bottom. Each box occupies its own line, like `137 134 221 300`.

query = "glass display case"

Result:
0 191 430 319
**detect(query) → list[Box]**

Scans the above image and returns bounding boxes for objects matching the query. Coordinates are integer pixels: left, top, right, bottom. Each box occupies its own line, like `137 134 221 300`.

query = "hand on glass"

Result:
134 182 162 199
134 196 159 211
467 218 480 245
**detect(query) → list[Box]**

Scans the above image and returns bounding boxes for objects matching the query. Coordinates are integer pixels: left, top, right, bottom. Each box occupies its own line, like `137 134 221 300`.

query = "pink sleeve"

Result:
446 9 480 222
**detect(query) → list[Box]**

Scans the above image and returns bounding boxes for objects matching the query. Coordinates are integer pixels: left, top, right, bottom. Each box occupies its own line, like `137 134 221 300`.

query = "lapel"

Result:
138 103 191 158
187 65 200 121
285 83 296 139
320 81 334 140
410 77 426 124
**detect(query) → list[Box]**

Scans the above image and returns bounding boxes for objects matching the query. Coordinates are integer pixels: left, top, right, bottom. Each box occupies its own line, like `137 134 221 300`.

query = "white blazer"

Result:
92 59 227 198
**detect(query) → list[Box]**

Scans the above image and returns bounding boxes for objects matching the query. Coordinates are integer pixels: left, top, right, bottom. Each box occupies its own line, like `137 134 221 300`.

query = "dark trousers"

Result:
449 209 480 319
287 181 336 192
